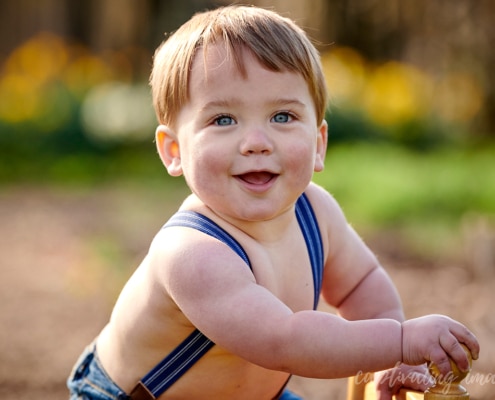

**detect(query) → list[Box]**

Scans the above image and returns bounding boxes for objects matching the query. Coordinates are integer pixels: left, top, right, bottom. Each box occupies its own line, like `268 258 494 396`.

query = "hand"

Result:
401 315 480 376
374 363 433 400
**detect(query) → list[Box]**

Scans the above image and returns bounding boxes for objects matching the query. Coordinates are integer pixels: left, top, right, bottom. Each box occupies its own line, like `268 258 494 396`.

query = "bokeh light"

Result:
321 45 485 133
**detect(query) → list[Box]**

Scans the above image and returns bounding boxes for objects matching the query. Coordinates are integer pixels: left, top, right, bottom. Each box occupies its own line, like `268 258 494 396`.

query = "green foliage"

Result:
325 107 453 150
314 143 495 228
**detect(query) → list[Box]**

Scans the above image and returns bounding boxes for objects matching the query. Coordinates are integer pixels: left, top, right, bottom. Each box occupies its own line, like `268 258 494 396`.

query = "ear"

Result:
314 119 328 172
155 125 183 176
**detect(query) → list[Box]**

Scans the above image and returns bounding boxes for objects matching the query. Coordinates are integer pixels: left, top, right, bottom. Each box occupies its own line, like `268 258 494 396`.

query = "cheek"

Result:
284 140 315 173
184 144 229 183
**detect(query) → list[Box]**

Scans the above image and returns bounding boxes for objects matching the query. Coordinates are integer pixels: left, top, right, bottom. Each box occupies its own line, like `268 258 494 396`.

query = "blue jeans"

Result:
279 389 304 399
67 342 129 400
68 342 303 400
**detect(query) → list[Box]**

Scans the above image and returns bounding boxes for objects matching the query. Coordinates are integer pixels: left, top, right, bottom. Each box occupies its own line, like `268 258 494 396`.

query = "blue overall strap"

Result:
164 211 251 267
133 196 323 399
132 211 252 399
295 193 324 310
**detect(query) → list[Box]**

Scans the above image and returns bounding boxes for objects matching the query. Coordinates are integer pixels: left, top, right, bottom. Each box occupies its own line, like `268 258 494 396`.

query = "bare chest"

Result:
249 237 316 312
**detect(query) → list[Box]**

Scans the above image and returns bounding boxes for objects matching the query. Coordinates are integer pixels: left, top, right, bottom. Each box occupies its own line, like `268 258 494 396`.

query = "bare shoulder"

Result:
304 182 369 251
303 182 349 236
148 222 259 332
304 182 380 307
149 223 256 301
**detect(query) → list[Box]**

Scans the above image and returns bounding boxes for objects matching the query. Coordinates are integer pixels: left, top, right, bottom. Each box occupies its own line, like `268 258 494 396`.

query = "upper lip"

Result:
233 169 279 184
234 167 279 175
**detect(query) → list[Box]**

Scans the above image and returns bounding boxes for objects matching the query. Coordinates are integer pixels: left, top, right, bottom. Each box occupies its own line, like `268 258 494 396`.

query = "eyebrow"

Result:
200 98 307 111
200 99 237 111
269 98 307 109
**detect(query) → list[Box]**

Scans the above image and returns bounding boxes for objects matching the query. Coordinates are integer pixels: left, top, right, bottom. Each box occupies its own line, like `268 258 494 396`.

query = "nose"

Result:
240 127 274 155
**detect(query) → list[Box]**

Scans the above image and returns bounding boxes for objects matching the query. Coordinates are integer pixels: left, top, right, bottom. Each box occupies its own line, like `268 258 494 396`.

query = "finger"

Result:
449 322 480 360
375 381 395 400
459 333 480 361
376 389 393 400
439 334 470 372
429 347 452 377
401 371 434 392
375 371 400 400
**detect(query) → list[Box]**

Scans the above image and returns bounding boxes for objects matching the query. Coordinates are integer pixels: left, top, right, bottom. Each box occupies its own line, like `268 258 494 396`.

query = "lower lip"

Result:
235 175 278 193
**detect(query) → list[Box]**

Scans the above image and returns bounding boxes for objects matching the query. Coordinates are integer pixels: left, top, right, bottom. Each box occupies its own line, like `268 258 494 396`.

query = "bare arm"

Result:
305 183 403 322
303 184 478 375
153 225 402 378
337 266 405 322
152 191 477 378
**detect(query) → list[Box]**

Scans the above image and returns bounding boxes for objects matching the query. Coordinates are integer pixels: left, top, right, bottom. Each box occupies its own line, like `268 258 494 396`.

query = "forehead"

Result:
193 43 252 82
190 43 306 88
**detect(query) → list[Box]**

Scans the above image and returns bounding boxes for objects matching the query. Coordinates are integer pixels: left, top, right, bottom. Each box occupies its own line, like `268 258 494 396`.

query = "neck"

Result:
181 194 297 244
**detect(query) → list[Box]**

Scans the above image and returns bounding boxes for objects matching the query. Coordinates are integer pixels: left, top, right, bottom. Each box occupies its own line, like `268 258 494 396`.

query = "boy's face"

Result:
157 44 327 222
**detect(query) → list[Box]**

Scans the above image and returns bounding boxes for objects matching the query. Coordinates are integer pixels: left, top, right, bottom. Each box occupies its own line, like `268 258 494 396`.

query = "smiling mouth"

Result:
236 171 277 185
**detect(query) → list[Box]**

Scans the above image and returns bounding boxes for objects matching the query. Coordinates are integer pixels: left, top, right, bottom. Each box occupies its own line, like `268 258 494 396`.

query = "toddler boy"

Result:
68 5 479 400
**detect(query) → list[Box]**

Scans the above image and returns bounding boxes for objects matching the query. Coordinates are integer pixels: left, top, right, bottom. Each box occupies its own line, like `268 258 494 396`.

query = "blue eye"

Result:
271 112 292 123
214 115 235 126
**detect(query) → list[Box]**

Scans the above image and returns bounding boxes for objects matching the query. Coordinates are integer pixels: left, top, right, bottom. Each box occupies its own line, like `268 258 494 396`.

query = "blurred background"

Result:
0 1 493 399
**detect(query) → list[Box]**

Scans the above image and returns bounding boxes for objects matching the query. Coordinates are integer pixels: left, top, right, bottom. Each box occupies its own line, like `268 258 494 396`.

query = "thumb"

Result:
375 387 394 400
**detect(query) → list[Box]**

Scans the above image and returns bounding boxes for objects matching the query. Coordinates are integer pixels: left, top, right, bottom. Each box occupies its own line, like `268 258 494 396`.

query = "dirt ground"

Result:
0 185 493 399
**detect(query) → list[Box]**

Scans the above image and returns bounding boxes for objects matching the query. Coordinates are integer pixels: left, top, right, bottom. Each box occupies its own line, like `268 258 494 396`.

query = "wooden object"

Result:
347 345 473 400
424 344 472 400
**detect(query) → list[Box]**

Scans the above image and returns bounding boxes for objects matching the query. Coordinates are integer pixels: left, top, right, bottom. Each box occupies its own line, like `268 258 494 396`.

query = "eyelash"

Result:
211 111 296 126
271 111 295 123
212 114 235 126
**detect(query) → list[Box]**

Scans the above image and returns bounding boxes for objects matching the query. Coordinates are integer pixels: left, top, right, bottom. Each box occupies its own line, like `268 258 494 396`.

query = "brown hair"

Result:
150 5 328 127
